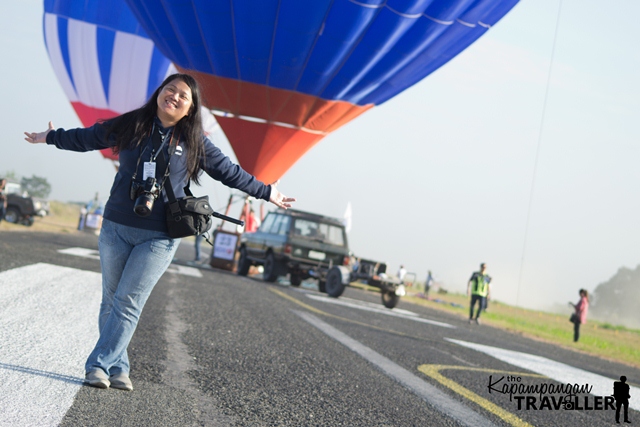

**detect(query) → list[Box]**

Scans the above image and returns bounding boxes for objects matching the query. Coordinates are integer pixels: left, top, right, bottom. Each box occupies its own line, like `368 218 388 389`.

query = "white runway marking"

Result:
304 293 455 328
166 264 203 277
448 338 640 411
294 310 495 427
58 247 203 277
58 246 100 260
0 263 102 427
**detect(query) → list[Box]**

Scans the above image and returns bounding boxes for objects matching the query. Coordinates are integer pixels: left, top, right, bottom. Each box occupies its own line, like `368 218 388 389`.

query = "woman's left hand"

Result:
24 121 55 144
269 181 296 209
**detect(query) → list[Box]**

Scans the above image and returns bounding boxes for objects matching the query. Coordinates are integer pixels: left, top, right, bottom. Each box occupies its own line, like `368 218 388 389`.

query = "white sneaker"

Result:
110 373 133 391
85 369 110 389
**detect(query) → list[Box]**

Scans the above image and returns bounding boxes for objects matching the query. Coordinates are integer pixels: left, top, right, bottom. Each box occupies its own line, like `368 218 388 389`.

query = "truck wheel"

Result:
237 247 250 276
381 291 400 309
263 253 279 282
317 280 326 293
22 216 35 227
325 267 345 298
4 207 19 224
290 274 302 287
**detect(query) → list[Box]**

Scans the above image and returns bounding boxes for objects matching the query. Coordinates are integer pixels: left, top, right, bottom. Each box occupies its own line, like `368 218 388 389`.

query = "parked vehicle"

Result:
237 208 350 287
325 258 406 309
236 209 405 308
4 182 50 226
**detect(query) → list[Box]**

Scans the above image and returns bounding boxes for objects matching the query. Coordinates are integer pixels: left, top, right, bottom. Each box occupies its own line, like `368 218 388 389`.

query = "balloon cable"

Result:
516 0 564 307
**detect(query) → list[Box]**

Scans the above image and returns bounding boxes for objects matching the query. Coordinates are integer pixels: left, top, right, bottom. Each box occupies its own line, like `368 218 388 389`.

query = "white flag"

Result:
343 202 352 233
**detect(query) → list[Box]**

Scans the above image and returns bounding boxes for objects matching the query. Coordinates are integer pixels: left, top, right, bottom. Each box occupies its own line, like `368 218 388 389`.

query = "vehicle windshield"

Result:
292 218 345 247
5 183 22 195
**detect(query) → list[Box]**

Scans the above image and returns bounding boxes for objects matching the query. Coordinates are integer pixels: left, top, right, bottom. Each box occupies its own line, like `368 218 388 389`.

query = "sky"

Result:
2 1 640 316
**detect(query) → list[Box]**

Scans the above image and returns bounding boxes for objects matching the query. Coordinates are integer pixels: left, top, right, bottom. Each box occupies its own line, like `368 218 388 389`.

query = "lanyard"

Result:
151 125 175 161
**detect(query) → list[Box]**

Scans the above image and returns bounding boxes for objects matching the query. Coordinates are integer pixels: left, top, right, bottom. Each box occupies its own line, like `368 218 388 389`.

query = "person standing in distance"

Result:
24 73 296 391
467 263 491 324
568 289 589 342
397 265 407 283
0 178 7 222
424 270 434 297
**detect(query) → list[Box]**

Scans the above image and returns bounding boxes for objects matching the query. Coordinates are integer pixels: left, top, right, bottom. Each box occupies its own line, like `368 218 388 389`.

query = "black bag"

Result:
163 171 213 238
165 194 214 238
569 313 578 323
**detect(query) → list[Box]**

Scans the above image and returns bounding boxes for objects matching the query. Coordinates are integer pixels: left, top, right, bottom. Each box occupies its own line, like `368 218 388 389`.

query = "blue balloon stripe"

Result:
190 0 232 77
425 0 476 22
160 1 205 71
234 1 279 84
332 0 511 104
147 47 173 100
321 8 423 99
458 0 502 25
125 0 191 68
46 0 145 36
296 0 380 96
268 0 333 89
385 0 435 16
56 17 76 95
360 24 487 105
341 17 449 103
96 27 115 105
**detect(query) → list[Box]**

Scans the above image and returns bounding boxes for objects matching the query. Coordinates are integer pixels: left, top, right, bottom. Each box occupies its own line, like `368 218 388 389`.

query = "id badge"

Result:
143 162 156 181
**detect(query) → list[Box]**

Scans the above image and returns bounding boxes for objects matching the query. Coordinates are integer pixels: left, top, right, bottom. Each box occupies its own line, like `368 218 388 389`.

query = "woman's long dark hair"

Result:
105 73 205 184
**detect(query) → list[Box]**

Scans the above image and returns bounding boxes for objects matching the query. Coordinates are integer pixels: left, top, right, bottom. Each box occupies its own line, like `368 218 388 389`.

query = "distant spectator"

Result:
425 270 434 297
245 208 259 232
397 265 407 283
77 205 88 231
569 289 589 342
238 206 260 234
0 178 7 222
467 263 491 324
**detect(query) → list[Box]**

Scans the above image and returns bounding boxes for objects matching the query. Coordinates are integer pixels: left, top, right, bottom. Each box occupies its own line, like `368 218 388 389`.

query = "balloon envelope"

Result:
43 0 176 161
126 0 519 183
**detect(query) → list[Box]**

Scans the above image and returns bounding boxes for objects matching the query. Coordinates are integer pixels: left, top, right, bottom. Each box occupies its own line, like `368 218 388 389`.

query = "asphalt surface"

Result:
0 230 638 427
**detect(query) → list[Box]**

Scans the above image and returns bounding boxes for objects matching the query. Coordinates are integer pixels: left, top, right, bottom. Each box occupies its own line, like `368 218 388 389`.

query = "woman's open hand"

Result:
24 121 54 144
269 181 296 209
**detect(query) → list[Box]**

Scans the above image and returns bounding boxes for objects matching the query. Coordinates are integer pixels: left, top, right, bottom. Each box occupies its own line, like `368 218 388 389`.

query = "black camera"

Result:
130 177 160 217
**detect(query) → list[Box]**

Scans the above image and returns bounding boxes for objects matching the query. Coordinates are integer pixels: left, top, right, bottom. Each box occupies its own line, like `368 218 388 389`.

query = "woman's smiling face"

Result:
156 78 193 127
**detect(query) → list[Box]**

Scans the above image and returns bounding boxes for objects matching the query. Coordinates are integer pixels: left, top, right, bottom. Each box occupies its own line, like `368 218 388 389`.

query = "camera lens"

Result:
134 193 155 217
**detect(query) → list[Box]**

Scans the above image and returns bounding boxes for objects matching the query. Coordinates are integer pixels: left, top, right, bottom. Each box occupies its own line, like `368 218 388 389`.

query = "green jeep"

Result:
237 208 350 290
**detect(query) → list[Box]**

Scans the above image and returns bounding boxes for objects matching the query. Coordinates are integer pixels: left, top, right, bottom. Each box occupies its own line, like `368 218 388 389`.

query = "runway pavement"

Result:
0 231 637 426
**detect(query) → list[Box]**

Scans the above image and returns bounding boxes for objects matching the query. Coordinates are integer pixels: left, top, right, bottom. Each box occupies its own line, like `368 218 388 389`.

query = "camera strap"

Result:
130 123 173 182
151 124 178 192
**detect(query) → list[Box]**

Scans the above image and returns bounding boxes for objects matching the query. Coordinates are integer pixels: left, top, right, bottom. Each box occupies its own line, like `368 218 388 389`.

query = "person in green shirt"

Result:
467 263 491 324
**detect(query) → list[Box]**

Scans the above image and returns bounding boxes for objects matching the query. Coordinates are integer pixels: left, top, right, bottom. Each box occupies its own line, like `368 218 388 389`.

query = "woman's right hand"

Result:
24 121 55 144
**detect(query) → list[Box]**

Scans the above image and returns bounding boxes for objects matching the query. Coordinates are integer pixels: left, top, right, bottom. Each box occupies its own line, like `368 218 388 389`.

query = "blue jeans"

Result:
85 219 180 376
469 294 486 320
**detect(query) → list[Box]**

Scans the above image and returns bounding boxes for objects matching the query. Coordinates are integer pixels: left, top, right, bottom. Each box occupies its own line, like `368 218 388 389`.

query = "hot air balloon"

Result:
43 0 177 163
124 0 519 184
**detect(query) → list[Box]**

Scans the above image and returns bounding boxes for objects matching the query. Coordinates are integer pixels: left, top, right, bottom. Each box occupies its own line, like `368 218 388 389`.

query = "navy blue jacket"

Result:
46 119 271 232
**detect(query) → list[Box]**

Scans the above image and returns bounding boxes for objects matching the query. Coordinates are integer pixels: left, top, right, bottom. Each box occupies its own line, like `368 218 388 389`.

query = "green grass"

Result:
0 200 81 233
401 290 640 369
